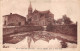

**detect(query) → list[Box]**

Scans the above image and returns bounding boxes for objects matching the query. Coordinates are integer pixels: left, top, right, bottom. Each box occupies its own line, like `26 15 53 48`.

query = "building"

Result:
27 2 54 26
3 13 26 26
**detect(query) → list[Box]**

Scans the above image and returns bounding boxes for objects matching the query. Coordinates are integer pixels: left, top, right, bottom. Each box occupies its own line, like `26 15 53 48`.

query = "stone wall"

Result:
46 24 77 36
3 26 44 35
3 24 77 36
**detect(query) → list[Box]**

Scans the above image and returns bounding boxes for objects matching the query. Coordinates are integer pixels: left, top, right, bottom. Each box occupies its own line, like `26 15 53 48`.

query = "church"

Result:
27 2 54 26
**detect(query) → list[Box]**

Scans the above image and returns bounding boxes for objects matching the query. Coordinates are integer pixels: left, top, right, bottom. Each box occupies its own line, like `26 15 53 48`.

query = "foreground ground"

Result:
3 31 77 48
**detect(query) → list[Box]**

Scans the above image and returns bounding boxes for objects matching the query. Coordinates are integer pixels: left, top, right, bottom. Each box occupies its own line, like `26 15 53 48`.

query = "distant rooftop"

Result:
3 13 26 19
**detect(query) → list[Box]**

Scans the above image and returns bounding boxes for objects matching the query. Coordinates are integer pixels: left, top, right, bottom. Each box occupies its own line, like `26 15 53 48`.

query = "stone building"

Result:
27 2 54 26
3 13 26 26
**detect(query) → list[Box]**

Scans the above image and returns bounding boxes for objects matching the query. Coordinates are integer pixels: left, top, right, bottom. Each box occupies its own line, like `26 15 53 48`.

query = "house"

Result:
3 13 26 26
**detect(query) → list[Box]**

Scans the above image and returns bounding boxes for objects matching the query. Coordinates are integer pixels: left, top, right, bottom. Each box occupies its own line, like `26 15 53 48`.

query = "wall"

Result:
46 24 77 36
3 26 44 35
8 15 26 26
3 24 77 36
3 14 26 26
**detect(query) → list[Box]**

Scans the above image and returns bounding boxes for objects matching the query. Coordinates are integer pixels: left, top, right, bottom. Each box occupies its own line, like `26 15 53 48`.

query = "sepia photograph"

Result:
0 0 80 51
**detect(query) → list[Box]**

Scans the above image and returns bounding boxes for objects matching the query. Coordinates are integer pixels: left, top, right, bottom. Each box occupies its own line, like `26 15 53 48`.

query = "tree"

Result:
56 15 73 25
46 23 53 31
53 19 57 24
56 19 63 24
62 15 72 24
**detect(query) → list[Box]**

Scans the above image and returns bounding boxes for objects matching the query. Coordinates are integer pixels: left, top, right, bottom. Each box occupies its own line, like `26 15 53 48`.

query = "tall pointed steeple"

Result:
29 1 32 9
28 1 33 15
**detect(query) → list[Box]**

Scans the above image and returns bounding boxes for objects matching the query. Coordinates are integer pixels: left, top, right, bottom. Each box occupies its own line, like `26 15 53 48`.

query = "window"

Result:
18 22 21 26
4 21 6 25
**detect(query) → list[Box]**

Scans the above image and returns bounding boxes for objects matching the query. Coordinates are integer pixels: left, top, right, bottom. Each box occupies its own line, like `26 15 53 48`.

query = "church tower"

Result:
28 2 33 15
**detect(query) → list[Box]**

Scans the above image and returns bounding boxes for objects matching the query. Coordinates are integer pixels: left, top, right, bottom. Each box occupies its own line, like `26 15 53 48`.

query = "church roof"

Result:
33 9 51 14
39 10 50 14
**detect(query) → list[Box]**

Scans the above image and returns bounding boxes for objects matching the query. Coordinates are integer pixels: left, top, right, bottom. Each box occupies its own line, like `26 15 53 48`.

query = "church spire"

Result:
28 1 33 14
28 1 32 10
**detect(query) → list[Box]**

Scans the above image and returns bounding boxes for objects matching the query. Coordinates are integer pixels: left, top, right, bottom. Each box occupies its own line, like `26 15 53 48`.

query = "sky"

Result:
1 0 80 23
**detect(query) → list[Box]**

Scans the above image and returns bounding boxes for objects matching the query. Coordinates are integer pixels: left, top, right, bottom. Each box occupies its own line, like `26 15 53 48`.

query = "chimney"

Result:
10 13 12 15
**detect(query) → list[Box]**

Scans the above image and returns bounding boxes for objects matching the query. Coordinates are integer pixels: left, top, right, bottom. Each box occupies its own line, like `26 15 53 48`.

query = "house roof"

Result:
3 13 26 19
